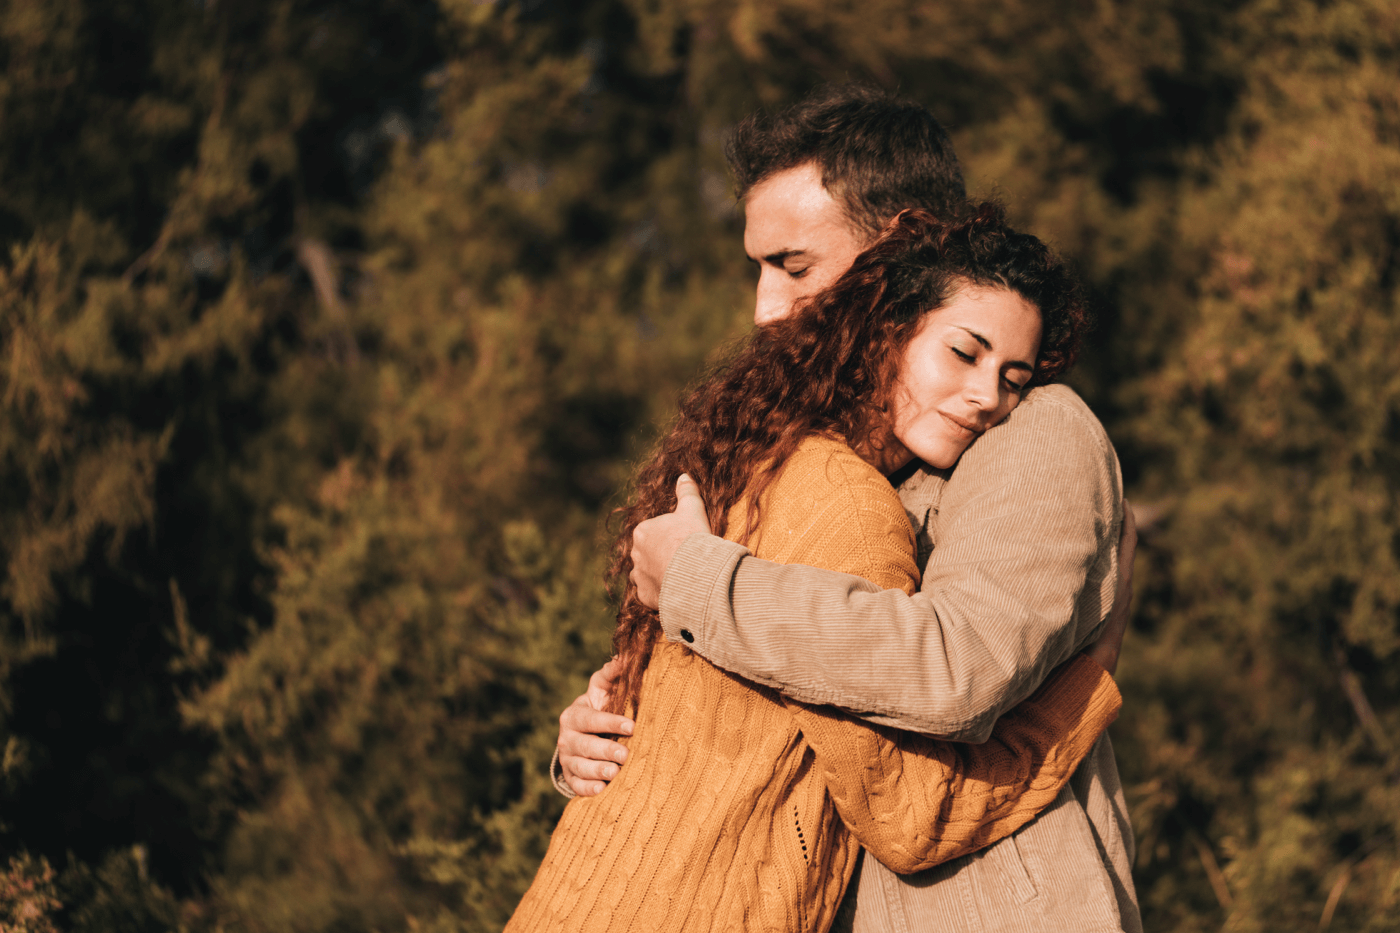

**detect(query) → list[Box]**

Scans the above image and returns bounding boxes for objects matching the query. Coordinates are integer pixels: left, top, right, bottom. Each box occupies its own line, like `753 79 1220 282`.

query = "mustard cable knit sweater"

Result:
507 435 1121 933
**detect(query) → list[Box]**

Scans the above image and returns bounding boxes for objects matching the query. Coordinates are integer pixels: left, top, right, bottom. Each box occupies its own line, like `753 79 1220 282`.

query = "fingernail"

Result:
621 719 635 735
615 747 628 763
678 473 691 484
604 763 619 779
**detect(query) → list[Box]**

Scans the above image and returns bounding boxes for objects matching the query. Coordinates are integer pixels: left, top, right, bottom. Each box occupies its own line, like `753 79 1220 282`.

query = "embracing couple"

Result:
508 85 1142 933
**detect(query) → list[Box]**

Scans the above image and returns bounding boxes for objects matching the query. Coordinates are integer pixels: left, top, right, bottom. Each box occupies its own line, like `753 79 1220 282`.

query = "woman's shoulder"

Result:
775 433 895 496
747 434 918 593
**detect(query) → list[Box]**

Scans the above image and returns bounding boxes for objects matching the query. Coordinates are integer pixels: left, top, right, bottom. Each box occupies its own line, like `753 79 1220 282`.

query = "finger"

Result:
560 702 634 740
587 658 627 711
561 748 625 782
1117 501 1138 600
1121 500 1139 564
585 664 614 709
598 657 625 686
565 776 607 797
561 729 630 765
674 474 712 531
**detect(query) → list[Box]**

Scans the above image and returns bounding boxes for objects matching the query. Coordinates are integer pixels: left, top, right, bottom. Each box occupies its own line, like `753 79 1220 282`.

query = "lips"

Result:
940 411 987 437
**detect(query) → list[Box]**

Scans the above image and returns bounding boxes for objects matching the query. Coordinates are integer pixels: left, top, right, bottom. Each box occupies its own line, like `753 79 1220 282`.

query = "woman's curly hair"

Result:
604 202 1088 715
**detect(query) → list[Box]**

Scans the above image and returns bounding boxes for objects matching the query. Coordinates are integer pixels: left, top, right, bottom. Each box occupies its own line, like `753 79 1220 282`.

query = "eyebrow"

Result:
954 325 1035 371
748 248 809 265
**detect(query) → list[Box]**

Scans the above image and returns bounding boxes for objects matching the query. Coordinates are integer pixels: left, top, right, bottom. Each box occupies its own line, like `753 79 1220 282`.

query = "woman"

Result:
507 205 1120 932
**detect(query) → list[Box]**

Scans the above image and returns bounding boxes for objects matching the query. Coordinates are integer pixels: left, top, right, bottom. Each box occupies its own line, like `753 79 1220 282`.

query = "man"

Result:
555 85 1141 933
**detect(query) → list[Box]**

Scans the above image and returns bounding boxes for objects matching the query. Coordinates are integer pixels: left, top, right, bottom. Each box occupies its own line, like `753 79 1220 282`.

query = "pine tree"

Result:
5 1 1397 930
181 2 755 927
1114 1 1400 928
0 0 440 914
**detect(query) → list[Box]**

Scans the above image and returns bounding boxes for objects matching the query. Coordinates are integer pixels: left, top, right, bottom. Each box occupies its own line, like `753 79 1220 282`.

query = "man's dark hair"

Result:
724 84 966 239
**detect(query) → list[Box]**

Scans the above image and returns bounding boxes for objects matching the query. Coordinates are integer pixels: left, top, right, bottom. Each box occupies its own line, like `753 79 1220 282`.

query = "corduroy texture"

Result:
509 435 1120 932
654 385 1140 932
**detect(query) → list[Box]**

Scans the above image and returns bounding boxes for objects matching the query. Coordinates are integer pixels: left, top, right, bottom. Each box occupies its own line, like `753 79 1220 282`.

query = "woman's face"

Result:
882 284 1043 473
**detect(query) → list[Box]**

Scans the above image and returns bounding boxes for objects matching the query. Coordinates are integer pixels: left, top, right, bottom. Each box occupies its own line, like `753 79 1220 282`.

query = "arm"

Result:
654 386 1124 739
790 655 1120 873
737 436 1121 871
552 475 714 798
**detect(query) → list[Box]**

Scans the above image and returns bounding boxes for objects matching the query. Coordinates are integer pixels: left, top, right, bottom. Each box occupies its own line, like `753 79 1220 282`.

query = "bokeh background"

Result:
1 0 1397 930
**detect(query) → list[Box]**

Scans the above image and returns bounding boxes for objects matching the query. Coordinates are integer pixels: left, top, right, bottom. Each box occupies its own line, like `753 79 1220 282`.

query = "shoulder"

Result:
953 384 1119 486
998 384 1111 454
775 435 899 505
747 435 918 593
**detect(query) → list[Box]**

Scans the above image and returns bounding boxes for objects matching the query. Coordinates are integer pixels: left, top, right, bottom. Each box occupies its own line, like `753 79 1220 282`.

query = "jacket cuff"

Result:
549 746 577 800
657 533 749 648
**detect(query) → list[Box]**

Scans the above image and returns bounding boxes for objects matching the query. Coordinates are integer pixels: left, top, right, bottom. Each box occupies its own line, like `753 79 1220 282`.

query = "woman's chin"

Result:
917 441 976 471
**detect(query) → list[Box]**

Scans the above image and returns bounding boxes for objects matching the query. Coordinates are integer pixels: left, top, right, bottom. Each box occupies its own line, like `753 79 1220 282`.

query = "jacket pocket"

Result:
984 833 1037 905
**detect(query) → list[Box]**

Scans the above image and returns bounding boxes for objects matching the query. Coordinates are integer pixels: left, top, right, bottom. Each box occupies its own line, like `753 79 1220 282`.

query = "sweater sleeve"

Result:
750 438 1121 872
787 657 1120 874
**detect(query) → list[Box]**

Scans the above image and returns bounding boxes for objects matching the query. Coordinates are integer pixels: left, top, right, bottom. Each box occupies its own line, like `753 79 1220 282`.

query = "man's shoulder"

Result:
969 384 1113 465
946 384 1120 498
1004 383 1110 445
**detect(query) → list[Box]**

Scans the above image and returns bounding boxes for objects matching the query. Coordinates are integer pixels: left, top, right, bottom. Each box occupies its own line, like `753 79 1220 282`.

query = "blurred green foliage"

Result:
0 0 1396 930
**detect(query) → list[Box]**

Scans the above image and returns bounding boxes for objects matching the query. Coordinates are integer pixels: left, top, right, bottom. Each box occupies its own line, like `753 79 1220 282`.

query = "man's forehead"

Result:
743 173 864 257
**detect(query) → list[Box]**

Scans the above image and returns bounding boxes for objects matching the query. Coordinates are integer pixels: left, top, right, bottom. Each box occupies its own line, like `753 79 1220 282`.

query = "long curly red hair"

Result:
604 203 1087 715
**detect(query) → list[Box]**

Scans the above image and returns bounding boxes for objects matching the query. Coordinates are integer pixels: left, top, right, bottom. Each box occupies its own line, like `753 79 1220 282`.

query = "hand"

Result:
557 658 634 797
1087 500 1138 676
629 474 713 609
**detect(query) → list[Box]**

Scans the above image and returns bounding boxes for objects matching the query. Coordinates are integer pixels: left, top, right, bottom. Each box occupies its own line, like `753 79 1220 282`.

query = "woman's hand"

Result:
557 658 634 797
1086 501 1138 676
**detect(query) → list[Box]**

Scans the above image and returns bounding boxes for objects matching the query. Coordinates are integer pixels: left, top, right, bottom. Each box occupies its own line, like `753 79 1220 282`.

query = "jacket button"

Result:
680 629 695 643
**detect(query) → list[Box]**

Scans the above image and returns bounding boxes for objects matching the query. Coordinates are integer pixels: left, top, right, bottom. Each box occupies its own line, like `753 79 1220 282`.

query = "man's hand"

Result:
629 474 713 609
557 658 634 797
1086 501 1138 676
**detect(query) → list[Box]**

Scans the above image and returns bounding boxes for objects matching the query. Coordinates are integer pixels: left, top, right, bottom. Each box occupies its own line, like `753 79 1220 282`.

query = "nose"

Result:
964 364 1002 414
753 269 789 326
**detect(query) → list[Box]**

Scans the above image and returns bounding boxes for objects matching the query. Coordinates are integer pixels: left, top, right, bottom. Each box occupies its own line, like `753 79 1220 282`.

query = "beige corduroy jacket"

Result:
655 384 1142 933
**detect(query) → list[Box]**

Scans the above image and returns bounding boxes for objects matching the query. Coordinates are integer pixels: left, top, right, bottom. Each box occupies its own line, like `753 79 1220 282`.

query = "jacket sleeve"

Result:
741 437 1122 871
788 655 1121 873
655 386 1123 740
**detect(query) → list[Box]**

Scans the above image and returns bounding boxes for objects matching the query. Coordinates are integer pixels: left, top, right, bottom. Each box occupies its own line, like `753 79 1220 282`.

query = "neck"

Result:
853 428 914 477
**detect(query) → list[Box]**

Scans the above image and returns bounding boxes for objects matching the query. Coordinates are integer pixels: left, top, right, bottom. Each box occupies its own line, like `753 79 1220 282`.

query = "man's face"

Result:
743 162 868 326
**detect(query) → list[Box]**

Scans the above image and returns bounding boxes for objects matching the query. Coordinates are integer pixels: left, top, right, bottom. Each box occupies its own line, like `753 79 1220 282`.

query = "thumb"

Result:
674 474 712 531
